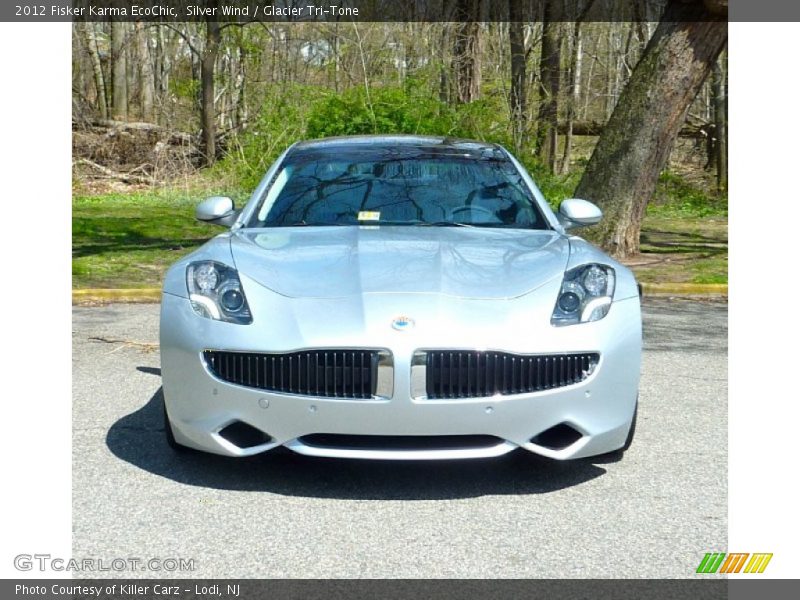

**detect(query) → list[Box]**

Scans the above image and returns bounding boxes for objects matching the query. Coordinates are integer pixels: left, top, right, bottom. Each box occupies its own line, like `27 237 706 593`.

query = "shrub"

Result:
212 85 324 191
306 85 453 138
305 83 513 143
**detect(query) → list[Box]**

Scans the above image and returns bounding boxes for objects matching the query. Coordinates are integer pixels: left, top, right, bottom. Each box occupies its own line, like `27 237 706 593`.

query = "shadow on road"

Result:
106 380 607 500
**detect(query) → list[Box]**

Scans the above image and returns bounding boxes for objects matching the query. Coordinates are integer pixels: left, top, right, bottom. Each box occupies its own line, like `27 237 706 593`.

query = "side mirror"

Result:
196 196 239 227
558 198 603 229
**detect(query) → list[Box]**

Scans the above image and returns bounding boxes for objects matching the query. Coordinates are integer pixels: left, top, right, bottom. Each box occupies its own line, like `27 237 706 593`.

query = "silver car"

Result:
160 135 641 461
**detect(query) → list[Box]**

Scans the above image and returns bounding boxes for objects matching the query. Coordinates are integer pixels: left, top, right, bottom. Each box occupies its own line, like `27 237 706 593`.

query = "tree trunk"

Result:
574 0 727 258
439 24 450 103
604 26 615 120
581 35 596 121
201 12 221 166
136 23 155 122
452 0 482 104
332 23 341 93
154 28 166 125
712 48 727 192
559 0 596 174
535 2 561 171
73 29 88 112
233 36 247 132
111 20 128 120
81 23 108 119
560 20 582 174
508 1 527 153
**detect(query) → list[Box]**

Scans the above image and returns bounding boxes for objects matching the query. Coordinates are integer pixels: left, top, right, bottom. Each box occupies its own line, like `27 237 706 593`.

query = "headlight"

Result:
186 261 252 324
551 264 615 326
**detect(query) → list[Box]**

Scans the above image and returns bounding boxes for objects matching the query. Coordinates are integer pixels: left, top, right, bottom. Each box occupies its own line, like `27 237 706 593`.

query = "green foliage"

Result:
441 96 513 144
305 83 512 143
649 171 728 218
170 77 199 103
306 85 450 138
212 85 323 191
522 161 582 210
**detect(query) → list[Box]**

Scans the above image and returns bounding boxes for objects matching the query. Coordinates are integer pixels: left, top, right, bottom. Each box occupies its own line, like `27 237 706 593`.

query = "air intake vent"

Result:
204 349 382 399
422 351 599 399
530 423 584 450
218 421 272 448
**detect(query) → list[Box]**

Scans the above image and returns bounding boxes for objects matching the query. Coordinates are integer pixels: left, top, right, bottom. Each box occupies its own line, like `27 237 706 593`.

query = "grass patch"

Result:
632 214 727 285
631 256 728 285
73 191 227 289
649 171 727 218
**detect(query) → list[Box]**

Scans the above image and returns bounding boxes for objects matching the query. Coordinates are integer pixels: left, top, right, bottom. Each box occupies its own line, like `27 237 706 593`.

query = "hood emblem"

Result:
391 316 415 331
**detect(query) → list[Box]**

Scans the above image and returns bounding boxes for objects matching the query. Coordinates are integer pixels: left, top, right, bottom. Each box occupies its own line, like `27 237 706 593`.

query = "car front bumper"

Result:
160 291 641 460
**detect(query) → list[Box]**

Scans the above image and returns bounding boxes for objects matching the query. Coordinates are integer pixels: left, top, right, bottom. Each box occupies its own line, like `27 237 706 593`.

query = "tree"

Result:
135 23 155 122
574 0 727 258
79 22 108 119
111 20 128 120
162 17 223 166
711 48 727 192
508 2 527 152
535 1 562 171
451 0 482 104
200 13 221 166
560 0 597 174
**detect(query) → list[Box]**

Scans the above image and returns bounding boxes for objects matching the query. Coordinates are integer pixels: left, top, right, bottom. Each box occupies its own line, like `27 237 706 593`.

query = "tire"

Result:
590 398 637 462
621 401 638 451
164 401 191 452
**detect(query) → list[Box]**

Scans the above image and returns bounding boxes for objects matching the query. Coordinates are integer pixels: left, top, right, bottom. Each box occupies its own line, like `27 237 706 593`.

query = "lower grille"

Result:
422 350 599 399
299 434 503 451
203 349 382 399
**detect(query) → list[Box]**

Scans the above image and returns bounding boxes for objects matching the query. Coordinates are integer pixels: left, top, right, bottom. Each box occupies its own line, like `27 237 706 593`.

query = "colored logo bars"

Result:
696 553 773 574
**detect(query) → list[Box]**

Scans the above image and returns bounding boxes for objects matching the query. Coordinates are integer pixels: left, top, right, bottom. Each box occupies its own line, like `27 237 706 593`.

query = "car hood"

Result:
230 226 569 300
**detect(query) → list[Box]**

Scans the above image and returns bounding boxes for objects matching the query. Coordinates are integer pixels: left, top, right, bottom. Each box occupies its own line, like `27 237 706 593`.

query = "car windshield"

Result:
248 145 549 229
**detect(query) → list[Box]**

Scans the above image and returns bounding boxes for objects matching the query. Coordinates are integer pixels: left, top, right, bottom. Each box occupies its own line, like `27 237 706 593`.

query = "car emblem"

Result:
391 316 415 331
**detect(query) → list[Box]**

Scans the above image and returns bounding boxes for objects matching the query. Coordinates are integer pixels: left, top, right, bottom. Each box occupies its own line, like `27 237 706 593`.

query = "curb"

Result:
641 283 727 296
73 288 161 304
73 283 727 304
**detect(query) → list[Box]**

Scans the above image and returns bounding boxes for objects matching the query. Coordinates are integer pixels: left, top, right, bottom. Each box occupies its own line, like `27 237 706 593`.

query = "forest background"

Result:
70 0 728 291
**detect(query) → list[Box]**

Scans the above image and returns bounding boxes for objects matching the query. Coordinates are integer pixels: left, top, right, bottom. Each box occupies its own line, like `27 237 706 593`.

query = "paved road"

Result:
72 298 727 578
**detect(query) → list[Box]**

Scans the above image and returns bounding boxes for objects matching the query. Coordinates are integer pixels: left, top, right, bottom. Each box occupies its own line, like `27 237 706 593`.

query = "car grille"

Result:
203 349 381 399
422 350 599 399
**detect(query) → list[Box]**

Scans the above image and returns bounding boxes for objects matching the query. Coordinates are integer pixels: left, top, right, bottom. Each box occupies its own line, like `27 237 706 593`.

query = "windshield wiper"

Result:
278 221 346 227
273 220 480 228
373 220 476 228
424 221 477 228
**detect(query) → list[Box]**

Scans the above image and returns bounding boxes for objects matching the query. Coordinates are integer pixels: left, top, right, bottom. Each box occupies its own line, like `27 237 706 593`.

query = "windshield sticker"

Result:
357 211 381 221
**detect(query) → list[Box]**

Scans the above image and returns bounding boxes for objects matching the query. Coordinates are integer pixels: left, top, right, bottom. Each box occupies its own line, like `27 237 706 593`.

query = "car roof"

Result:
289 135 506 159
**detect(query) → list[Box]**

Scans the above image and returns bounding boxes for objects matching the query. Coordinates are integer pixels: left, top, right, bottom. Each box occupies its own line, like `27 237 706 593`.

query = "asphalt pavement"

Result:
72 298 727 578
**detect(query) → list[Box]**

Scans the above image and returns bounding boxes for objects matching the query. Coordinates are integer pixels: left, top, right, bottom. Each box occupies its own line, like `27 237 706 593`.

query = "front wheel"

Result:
590 399 637 462
621 401 638 451
164 401 191 453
